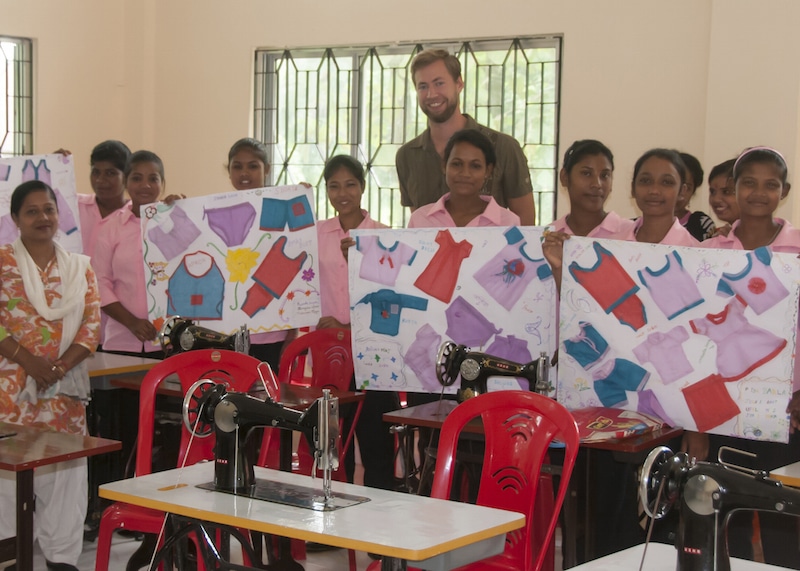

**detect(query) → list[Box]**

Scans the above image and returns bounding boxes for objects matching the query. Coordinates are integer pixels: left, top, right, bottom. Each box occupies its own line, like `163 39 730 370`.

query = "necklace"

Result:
767 223 783 245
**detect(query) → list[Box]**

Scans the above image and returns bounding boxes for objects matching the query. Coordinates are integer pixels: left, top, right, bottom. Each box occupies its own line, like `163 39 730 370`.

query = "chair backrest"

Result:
136 349 276 477
278 328 353 390
275 329 355 477
431 391 580 571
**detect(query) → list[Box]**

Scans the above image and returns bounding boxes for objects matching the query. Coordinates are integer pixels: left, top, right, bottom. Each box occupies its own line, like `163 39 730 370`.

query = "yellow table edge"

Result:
770 461 800 488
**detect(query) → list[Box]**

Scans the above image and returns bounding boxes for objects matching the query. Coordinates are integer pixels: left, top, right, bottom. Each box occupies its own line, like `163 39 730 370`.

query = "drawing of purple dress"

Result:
690 296 787 381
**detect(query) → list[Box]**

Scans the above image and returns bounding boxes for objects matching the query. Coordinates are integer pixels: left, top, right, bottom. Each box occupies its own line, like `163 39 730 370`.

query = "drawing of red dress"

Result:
414 229 472 303
567 241 647 331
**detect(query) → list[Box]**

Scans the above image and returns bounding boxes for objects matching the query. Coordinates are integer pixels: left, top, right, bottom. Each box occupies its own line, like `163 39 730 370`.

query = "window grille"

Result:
255 37 560 227
0 36 33 157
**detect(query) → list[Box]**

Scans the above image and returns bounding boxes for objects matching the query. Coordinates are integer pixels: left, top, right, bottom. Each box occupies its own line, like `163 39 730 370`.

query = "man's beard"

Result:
422 98 459 123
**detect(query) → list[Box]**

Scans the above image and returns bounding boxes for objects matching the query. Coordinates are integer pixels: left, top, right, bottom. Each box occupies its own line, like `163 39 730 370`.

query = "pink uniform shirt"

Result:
407 193 520 228
550 211 635 238
613 217 700 247
78 194 130 257
92 207 159 352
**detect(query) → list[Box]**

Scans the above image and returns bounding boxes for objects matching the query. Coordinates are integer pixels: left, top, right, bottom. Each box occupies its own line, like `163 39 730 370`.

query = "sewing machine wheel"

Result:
436 341 460 387
158 315 183 353
639 445 675 520
182 379 217 438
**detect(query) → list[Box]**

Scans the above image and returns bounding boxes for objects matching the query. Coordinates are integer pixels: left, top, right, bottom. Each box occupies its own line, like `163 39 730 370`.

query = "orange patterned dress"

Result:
0 244 100 435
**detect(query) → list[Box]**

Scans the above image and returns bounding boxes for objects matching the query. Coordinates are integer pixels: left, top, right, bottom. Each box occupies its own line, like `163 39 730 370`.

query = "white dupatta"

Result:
13 237 92 404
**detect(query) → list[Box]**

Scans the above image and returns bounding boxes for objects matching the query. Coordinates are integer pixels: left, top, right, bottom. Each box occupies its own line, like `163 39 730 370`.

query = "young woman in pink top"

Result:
78 140 131 257
316 155 397 490
550 139 633 238
93 151 182 356
707 158 738 236
703 146 800 567
542 139 633 284
547 149 700 555
226 138 296 370
408 129 520 228
317 155 388 330
619 148 699 246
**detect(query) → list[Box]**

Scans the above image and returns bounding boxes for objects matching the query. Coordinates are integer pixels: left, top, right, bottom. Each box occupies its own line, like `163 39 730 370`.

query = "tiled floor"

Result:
2 534 376 570
3 529 563 570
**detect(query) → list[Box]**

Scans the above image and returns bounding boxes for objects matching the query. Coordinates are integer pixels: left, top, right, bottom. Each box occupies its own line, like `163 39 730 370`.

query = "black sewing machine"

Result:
436 341 552 402
159 315 249 356
639 445 800 571
181 380 355 509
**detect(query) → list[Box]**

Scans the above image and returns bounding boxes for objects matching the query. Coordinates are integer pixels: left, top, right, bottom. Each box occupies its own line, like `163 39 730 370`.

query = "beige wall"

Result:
3 0 800 222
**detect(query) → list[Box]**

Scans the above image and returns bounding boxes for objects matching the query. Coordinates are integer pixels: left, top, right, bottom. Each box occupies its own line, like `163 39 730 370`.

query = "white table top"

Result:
770 461 800 488
99 463 523 566
87 352 161 378
569 543 784 570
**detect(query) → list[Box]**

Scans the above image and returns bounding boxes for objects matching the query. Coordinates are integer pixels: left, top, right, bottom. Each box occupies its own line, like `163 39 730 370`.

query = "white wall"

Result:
3 0 800 223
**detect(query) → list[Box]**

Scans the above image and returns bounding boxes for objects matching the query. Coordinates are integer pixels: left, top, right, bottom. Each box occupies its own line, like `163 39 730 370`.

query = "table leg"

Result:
584 448 594 561
16 469 34 571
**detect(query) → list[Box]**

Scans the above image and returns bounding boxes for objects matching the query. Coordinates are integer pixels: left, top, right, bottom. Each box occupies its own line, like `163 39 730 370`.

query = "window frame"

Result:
254 36 561 226
0 35 34 157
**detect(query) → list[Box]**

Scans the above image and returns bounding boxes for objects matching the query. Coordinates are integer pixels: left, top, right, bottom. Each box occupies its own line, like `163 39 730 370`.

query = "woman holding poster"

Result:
316 155 397 490
703 146 800 567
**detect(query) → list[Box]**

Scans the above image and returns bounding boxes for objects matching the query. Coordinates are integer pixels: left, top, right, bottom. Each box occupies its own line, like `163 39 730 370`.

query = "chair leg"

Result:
94 517 114 571
417 446 436 496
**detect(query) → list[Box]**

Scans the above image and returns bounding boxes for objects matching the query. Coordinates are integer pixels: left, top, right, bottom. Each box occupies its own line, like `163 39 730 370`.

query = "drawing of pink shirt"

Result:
147 205 203 261
637 251 704 320
414 230 472 303
716 247 789 315
690 296 787 381
473 226 553 311
356 235 417 287
632 326 693 384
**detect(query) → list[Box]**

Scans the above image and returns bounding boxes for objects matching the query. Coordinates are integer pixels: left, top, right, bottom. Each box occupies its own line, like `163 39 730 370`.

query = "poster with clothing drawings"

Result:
558 236 800 443
0 154 82 253
349 226 557 394
141 185 321 335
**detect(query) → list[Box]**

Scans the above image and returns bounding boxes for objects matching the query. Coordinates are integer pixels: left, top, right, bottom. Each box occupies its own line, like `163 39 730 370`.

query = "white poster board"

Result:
141 185 321 334
0 154 82 252
349 226 557 393
558 237 800 443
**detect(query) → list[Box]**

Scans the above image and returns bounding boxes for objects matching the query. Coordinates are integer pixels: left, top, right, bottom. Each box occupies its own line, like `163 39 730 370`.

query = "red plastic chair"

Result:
95 349 277 571
257 328 360 570
259 328 361 475
368 391 580 571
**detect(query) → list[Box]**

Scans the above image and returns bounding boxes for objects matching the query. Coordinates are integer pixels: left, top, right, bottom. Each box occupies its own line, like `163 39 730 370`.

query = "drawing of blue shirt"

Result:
355 289 428 336
167 251 226 319
563 321 609 369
